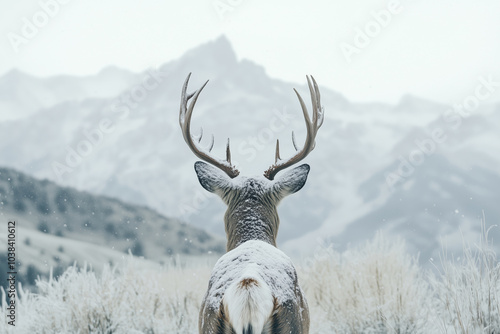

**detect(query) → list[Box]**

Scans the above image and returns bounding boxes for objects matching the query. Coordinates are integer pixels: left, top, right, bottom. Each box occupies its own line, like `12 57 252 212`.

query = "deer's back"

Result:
199 240 309 333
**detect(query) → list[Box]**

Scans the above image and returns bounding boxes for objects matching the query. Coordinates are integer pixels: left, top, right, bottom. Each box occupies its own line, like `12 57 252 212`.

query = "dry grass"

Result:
302 232 436 333
430 224 500 333
2 228 500 333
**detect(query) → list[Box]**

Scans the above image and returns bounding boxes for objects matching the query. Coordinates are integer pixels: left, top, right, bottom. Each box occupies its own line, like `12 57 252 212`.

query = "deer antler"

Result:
179 73 240 178
264 75 324 180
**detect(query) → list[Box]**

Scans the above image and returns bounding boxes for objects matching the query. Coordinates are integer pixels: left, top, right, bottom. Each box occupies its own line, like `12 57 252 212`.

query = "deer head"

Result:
179 73 323 251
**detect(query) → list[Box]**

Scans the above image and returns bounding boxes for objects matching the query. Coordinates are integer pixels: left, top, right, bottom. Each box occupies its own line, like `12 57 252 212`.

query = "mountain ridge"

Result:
0 35 499 263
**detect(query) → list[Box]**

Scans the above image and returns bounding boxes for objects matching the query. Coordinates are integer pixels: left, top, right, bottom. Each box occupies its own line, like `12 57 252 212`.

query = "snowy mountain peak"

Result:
2 68 27 78
96 65 135 78
0 69 34 87
182 35 238 69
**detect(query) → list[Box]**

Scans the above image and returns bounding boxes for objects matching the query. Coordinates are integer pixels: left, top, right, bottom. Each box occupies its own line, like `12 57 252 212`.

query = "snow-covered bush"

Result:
302 232 437 333
1 257 212 333
2 229 500 333
430 225 500 333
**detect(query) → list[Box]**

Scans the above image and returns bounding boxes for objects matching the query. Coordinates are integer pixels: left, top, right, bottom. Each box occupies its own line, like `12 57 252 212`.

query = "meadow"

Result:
2 229 499 334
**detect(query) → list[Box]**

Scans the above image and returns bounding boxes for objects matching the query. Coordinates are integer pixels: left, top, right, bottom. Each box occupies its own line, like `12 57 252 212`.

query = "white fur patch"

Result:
223 263 274 334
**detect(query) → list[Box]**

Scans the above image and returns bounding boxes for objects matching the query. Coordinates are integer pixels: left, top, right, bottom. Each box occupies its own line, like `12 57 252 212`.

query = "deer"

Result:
179 73 324 334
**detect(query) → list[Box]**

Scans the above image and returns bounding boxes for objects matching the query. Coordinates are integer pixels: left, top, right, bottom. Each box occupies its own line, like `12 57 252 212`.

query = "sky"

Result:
1 0 500 104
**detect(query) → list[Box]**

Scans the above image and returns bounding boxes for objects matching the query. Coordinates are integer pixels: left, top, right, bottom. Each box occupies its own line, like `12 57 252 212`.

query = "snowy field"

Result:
2 229 499 334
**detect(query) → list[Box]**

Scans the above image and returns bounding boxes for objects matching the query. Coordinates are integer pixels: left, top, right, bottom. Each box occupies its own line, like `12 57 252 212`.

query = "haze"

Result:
2 0 500 104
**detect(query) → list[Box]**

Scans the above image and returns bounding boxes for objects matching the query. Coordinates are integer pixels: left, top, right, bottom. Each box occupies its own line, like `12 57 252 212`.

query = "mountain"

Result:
0 35 499 262
0 35 350 242
0 66 141 121
327 155 500 262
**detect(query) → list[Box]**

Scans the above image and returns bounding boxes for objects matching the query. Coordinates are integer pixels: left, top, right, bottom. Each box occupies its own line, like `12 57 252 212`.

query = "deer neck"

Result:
224 199 279 252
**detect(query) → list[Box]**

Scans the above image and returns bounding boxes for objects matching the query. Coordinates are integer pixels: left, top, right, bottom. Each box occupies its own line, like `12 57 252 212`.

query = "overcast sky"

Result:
1 0 500 104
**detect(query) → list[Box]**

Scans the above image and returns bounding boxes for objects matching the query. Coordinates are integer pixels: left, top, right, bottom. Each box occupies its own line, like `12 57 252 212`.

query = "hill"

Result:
0 166 225 287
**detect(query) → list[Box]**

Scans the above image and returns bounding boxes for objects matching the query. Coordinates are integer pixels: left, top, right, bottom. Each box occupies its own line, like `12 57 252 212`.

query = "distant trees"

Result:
5 173 52 214
130 240 144 257
0 253 44 291
37 220 50 233
26 265 38 285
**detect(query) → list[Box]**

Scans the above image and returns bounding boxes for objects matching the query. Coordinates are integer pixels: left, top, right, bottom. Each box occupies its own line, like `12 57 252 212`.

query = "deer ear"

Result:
194 161 232 193
273 164 310 197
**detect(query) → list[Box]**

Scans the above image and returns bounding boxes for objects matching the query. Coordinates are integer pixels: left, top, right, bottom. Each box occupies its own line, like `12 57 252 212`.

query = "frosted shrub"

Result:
431 226 500 333
3 230 500 333
302 233 437 334
1 258 211 333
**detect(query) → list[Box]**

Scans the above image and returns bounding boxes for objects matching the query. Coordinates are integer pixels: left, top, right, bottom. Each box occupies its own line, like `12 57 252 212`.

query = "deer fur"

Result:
196 161 310 334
